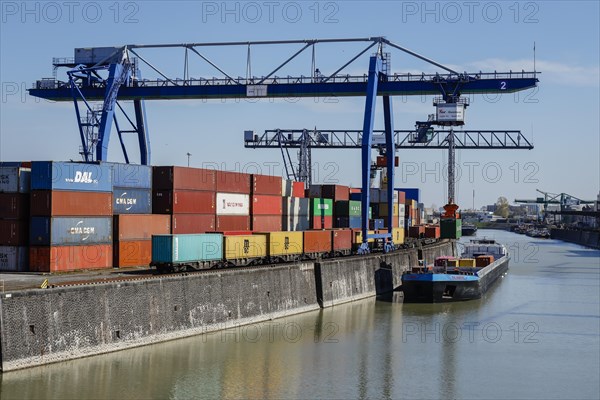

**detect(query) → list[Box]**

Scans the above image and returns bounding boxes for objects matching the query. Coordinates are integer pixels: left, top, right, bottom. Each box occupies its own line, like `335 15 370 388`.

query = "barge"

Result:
401 238 509 302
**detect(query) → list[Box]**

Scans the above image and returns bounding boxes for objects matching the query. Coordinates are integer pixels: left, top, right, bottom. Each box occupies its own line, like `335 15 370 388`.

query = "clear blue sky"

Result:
1 0 598 208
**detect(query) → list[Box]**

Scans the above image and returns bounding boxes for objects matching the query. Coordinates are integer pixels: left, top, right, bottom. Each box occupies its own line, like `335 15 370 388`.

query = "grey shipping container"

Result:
282 214 310 231
0 167 30 193
30 216 112 246
105 162 152 189
112 187 152 214
0 246 28 271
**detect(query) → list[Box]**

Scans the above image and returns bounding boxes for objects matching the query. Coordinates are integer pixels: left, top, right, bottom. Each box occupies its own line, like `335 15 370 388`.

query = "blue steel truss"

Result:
28 37 539 249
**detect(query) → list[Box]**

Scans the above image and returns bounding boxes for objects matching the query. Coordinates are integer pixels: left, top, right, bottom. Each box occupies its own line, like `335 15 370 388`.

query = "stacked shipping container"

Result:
215 171 251 231
0 166 31 271
251 174 282 232
29 162 113 272
110 163 170 267
281 180 309 231
153 166 217 233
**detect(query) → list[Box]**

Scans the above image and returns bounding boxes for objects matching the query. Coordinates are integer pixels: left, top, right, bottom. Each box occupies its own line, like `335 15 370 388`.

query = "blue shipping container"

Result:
30 216 112 246
349 192 362 201
104 162 152 189
395 187 420 202
369 219 384 230
335 217 361 229
152 234 223 263
112 187 152 214
31 162 112 192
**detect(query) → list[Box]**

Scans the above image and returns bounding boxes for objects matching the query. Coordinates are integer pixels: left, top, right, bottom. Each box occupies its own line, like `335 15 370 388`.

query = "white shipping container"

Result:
0 246 28 271
399 204 406 216
436 103 465 123
216 193 250 215
282 180 293 197
0 167 30 193
282 197 310 216
282 214 310 231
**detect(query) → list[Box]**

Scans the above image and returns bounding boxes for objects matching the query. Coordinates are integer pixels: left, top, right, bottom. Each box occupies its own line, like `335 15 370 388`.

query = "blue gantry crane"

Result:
28 36 539 253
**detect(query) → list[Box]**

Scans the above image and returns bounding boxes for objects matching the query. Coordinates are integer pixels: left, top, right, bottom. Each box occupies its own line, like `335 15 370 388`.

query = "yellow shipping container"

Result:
458 258 476 267
225 235 267 260
392 227 405 244
256 231 303 256
447 259 458 267
353 230 376 244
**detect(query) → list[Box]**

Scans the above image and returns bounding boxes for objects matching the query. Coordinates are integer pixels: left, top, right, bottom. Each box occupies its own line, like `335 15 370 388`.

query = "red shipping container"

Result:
0 193 29 219
349 188 361 194
303 230 332 253
29 244 113 272
217 231 252 236
292 182 305 198
216 171 250 194
396 190 406 204
321 185 350 201
0 220 28 245
216 215 250 231
252 174 282 196
114 214 171 241
252 215 282 232
310 215 333 230
153 190 215 214
171 214 215 234
153 166 216 191
252 195 283 215
30 190 112 217
425 226 440 239
113 240 152 268
331 229 353 252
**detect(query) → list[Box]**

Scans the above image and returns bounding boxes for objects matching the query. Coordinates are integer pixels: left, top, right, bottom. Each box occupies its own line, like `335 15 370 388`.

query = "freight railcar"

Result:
150 227 413 273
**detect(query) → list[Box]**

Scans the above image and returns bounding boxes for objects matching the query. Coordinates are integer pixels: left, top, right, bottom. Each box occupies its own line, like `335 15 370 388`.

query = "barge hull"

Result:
402 256 509 303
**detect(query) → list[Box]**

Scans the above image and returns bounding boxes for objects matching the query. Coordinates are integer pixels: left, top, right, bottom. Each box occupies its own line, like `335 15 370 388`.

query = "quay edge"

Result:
0 240 454 372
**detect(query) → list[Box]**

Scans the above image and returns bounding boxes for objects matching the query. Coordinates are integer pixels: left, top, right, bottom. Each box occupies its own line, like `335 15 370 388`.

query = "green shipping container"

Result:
152 233 223 263
334 200 361 217
311 198 333 217
440 218 462 239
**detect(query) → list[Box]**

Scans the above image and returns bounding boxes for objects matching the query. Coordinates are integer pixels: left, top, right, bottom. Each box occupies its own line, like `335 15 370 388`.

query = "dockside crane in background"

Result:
28 37 539 253
515 190 596 223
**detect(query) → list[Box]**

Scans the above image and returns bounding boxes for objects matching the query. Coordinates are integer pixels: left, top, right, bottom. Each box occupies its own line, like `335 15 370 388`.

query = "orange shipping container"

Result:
29 244 112 272
30 190 112 216
114 214 171 241
331 229 352 252
303 230 332 253
114 240 152 267
171 214 215 233
252 195 283 215
292 182 305 198
252 174 282 196
252 215 282 232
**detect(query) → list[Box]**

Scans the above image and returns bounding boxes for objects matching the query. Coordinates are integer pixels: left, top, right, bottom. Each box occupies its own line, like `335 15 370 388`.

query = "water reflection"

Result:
1 230 599 399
